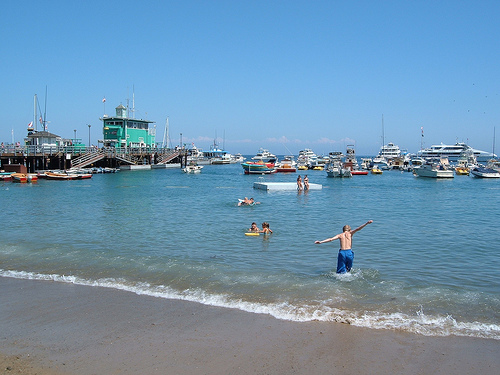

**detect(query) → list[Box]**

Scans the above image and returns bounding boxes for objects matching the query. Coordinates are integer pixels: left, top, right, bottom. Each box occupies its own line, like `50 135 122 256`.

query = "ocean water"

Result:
1 162 499 340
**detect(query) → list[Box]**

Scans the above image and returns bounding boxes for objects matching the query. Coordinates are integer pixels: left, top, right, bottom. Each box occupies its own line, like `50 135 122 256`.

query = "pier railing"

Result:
0 145 179 158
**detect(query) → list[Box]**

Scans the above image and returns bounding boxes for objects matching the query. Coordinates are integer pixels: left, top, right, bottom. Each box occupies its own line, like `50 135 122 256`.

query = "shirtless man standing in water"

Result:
315 220 373 273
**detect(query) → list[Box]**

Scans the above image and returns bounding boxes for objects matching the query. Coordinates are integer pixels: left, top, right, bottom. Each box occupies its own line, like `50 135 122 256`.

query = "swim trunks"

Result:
337 249 354 274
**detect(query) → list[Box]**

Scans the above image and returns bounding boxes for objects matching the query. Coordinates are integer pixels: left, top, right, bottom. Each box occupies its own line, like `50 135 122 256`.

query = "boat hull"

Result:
414 167 454 178
11 173 28 183
471 167 500 178
275 167 297 173
241 162 276 174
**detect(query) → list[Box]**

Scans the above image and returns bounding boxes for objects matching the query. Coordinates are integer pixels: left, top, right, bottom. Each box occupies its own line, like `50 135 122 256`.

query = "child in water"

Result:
261 222 273 234
249 222 260 232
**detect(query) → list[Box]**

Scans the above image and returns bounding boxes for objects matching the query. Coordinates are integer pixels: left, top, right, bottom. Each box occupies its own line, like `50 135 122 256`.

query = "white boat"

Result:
343 145 360 171
187 144 205 162
251 148 276 163
410 155 425 166
416 142 496 163
360 158 372 170
211 154 233 164
204 141 234 164
325 156 352 178
297 148 317 168
183 164 203 173
470 167 500 178
326 164 352 178
275 155 297 172
485 159 500 173
232 153 245 163
373 142 401 163
413 159 454 178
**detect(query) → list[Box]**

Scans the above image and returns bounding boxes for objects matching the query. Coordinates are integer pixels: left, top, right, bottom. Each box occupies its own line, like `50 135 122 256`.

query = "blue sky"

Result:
2 0 499 155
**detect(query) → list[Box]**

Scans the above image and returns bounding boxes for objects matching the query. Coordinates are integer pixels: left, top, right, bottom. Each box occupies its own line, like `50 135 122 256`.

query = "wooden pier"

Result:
0 145 189 173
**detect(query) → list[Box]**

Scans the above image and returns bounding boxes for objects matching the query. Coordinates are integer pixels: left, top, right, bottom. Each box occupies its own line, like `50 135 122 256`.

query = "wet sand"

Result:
1 277 498 375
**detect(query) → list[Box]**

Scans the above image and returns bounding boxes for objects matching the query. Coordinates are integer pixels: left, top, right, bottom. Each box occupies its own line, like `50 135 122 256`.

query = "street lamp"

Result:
88 124 91 147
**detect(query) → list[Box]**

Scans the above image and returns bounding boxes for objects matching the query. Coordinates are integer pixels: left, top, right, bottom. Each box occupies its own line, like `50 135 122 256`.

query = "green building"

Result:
102 104 156 148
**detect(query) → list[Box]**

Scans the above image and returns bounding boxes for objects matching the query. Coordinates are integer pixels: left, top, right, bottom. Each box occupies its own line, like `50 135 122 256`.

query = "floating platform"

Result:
120 164 181 170
253 182 322 191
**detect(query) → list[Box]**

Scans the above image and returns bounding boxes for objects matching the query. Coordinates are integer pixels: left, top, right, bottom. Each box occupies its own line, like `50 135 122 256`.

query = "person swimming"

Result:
238 197 259 206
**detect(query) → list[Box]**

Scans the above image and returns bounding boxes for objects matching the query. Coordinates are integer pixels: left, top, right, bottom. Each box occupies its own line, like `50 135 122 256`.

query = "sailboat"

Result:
372 115 400 168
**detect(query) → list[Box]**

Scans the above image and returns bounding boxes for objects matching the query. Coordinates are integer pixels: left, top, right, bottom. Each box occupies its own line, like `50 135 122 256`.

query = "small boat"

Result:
275 156 297 173
325 162 352 178
241 161 276 174
486 159 500 173
413 159 454 178
455 167 470 176
232 153 245 163
45 171 92 180
470 167 500 178
351 170 369 175
183 164 203 173
11 173 28 183
0 172 14 181
360 158 372 170
371 166 383 174
325 153 351 178
211 154 233 164
10 173 37 183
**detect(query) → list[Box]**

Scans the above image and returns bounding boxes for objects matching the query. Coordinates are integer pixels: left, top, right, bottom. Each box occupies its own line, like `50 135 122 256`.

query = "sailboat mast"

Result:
381 114 385 148
493 127 496 157
132 85 135 119
33 94 38 131
162 117 169 148
420 126 424 151
43 86 47 131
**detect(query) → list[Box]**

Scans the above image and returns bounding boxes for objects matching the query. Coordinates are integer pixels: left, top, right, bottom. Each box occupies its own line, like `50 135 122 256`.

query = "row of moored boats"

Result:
0 167 120 183
238 142 500 178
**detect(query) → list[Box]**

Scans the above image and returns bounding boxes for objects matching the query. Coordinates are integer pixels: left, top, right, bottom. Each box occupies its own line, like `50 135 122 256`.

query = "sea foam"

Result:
2 269 499 340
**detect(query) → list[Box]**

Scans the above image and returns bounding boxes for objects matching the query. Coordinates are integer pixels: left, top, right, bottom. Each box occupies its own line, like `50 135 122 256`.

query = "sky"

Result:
1 0 499 156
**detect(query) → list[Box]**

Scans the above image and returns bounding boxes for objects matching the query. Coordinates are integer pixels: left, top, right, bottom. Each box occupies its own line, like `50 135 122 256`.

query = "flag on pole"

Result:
102 97 106 103
421 127 424 137
28 121 33 128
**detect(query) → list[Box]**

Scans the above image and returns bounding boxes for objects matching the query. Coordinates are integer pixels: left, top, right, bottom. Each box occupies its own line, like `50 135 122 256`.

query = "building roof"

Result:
27 130 61 138
103 116 154 124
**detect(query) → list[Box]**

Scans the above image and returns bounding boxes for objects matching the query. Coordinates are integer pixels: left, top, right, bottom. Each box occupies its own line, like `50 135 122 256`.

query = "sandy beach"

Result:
0 277 498 375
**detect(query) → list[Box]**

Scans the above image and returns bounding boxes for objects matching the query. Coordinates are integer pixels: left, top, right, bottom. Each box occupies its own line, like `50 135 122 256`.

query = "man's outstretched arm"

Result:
351 220 373 235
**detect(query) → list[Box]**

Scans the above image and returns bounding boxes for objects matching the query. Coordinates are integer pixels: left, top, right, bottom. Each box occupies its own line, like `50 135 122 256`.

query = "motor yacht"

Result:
416 142 495 163
251 148 277 163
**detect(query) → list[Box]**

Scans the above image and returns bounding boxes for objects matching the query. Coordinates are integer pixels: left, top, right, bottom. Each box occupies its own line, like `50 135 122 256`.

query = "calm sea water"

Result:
1 161 499 339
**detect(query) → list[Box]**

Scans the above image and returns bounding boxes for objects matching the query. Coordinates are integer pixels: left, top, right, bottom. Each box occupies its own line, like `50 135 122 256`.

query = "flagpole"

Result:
103 96 106 116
